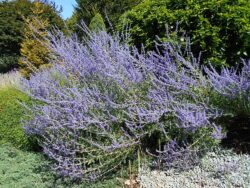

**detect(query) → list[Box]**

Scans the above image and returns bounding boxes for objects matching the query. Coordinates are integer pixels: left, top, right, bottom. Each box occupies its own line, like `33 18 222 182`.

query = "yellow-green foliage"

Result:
0 87 33 149
19 1 51 78
89 13 106 33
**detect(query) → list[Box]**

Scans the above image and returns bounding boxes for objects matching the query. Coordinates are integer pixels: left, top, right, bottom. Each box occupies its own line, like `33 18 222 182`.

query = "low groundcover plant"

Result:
20 24 249 182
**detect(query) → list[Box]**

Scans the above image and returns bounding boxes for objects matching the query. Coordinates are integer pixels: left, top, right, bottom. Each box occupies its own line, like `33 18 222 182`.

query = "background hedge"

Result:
119 0 250 67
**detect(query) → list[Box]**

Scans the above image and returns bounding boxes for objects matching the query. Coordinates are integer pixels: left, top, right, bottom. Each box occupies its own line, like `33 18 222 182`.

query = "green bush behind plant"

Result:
89 13 106 33
0 87 34 149
119 0 250 67
0 56 19 73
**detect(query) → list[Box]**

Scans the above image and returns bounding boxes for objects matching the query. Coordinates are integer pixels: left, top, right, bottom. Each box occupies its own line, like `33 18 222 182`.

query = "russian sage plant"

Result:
205 61 250 116
154 140 199 171
22 26 227 181
22 28 157 180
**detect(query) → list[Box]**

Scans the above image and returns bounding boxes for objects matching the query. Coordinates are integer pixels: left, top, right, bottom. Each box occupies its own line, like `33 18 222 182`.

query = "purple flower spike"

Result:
21 23 240 181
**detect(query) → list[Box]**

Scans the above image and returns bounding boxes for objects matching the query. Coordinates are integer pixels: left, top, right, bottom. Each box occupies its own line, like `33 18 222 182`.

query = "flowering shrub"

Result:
205 61 250 116
22 26 234 181
22 29 155 180
154 140 199 171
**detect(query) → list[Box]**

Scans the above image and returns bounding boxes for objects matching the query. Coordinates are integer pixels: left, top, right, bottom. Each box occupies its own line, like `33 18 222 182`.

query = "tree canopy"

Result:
74 0 142 29
19 1 53 78
0 0 32 57
0 0 64 73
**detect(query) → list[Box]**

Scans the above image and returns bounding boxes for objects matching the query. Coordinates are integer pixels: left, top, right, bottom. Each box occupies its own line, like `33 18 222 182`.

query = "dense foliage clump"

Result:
0 87 33 149
119 0 250 67
0 56 19 73
0 0 33 73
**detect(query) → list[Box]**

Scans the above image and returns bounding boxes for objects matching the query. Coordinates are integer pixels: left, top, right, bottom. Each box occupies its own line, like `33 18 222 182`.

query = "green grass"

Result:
0 87 34 149
0 143 56 188
0 143 124 188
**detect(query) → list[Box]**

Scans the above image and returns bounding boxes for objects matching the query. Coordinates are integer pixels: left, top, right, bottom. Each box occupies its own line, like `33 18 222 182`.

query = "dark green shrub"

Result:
0 56 18 73
0 0 32 70
119 0 250 67
0 87 35 149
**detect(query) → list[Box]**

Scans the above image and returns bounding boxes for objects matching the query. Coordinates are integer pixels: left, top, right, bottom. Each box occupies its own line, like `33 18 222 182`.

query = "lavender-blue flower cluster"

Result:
155 140 199 171
21 26 249 181
205 61 250 115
